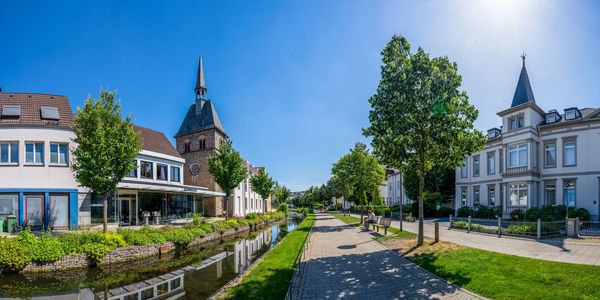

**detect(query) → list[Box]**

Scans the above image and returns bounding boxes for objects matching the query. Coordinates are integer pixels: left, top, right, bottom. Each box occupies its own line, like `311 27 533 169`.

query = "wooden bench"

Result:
372 217 392 235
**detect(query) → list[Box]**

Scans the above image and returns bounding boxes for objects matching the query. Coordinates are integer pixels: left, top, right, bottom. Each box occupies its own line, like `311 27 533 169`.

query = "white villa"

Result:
456 56 600 220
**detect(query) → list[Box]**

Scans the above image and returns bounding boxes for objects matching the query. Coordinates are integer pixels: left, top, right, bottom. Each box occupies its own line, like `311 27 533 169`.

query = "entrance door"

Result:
120 198 130 224
50 194 69 229
25 195 44 228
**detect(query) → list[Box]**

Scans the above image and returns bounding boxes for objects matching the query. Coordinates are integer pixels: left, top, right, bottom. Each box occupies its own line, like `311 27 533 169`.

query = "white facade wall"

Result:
384 171 412 206
232 171 265 216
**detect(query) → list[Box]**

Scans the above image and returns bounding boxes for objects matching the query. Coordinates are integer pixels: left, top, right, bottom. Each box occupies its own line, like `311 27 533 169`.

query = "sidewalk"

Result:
349 213 600 266
287 213 482 300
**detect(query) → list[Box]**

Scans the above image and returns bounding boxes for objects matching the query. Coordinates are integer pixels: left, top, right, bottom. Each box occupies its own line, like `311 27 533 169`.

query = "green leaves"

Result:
250 168 275 201
207 139 248 197
71 89 142 195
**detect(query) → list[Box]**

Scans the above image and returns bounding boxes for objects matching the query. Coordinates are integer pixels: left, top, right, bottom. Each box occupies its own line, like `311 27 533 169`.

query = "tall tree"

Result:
331 154 354 215
208 139 248 217
363 35 486 245
333 142 386 222
71 89 142 233
273 182 291 207
250 168 275 213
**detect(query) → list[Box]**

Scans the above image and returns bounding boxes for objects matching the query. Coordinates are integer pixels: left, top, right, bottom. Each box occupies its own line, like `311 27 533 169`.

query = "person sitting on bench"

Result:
364 210 376 229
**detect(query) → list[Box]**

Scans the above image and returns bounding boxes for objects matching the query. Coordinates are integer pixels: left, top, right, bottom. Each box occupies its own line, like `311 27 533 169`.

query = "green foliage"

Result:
207 139 248 201
31 233 66 262
278 204 289 215
510 209 525 221
0 238 33 271
192 213 204 226
505 224 536 236
436 207 454 218
211 221 230 233
524 207 541 221
164 228 199 245
456 206 474 218
225 219 240 229
273 183 291 207
250 168 275 202
403 165 456 203
71 90 143 232
452 221 468 229
245 213 259 220
236 218 249 226
363 35 486 244
473 205 496 219
262 214 271 223
78 243 110 265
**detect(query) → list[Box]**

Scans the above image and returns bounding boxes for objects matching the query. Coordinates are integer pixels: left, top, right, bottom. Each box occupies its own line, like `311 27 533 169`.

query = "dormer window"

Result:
564 108 580 120
518 117 524 128
487 128 501 139
546 114 556 124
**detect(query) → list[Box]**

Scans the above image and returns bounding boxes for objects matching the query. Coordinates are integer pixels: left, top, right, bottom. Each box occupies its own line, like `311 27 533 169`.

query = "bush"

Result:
436 206 454 218
225 219 240 229
471 224 485 230
192 213 204 226
524 207 541 221
509 209 525 221
236 218 249 226
0 238 33 271
246 213 259 220
164 228 198 245
212 221 230 233
473 205 495 219
278 204 289 215
453 221 468 229
574 208 591 221
262 214 271 223
78 243 110 264
271 211 285 220
457 206 474 218
505 223 536 236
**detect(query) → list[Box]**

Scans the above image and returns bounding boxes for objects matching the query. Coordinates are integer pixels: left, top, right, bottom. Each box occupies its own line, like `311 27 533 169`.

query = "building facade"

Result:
383 169 412 206
231 162 268 216
0 93 80 229
456 56 600 219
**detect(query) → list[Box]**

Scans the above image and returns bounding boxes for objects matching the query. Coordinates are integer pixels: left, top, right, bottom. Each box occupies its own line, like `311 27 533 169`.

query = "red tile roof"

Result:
0 93 74 128
133 125 182 159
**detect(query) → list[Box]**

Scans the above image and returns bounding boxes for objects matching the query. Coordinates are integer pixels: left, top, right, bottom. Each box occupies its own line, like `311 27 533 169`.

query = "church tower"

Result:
175 57 228 216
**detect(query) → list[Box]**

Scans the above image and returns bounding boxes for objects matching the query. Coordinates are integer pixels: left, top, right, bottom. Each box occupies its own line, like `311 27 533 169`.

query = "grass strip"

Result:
329 213 416 240
223 214 315 299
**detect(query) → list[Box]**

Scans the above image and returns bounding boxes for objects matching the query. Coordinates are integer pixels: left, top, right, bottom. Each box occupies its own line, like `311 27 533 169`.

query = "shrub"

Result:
262 214 271 223
34 234 66 262
457 206 474 218
236 218 249 226
192 213 204 226
0 238 33 271
471 224 485 230
198 223 215 234
212 221 230 233
540 205 555 221
78 243 110 264
574 208 591 221
278 204 289 215
473 205 495 219
509 209 525 221
164 228 197 245
524 207 541 221
436 207 454 218
225 219 240 229
245 213 259 220
505 223 536 236
271 211 285 220
453 221 468 229
92 232 127 249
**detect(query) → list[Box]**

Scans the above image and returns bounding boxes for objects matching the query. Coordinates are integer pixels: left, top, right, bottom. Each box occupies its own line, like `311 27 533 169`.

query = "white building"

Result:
231 161 268 216
382 169 412 206
456 56 600 219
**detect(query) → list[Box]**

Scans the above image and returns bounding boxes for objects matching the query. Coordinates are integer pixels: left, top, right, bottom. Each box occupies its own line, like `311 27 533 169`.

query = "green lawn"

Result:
329 213 416 240
223 214 315 299
409 246 600 300
329 213 361 224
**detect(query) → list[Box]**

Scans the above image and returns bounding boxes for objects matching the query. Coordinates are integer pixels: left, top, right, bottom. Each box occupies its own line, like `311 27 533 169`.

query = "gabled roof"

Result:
175 99 226 137
0 93 74 128
511 56 536 107
134 125 182 158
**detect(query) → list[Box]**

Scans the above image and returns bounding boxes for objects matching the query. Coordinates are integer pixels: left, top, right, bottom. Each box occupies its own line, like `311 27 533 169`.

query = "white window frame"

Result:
564 180 576 206
170 166 180 182
546 114 556 123
563 141 576 167
25 142 44 165
488 186 495 206
545 143 556 167
508 143 528 168
487 153 495 174
566 110 576 120
49 143 69 165
544 183 556 206
473 157 480 177
509 183 528 207
460 160 467 178
0 142 19 164
517 117 524 128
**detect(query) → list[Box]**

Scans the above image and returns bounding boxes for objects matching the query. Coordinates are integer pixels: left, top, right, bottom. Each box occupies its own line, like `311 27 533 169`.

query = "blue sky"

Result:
1 1 599 191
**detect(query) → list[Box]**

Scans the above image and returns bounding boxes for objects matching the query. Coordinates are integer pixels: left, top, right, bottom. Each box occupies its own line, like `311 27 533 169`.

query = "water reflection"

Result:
0 217 301 300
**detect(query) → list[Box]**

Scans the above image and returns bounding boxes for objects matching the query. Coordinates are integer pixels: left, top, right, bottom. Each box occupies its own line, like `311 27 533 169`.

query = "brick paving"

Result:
349 213 600 266
287 213 483 300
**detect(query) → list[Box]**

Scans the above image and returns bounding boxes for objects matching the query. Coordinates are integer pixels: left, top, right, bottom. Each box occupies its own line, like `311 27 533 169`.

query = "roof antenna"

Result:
521 52 526 66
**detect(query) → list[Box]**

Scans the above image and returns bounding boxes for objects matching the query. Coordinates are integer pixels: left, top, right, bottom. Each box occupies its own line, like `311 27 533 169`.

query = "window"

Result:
184 140 191 153
564 141 576 166
0 142 19 164
564 180 576 206
518 117 524 128
546 114 556 124
566 110 576 120
473 186 480 205
25 142 44 164
0 194 19 217
544 183 556 206
545 143 556 167
460 161 467 177
508 144 528 168
473 157 480 177
461 189 467 206
157 164 168 180
509 184 528 206
199 137 206 149
171 166 180 182
50 143 68 165
488 186 495 206
487 153 495 174
127 161 137 177
510 119 517 130
140 161 153 179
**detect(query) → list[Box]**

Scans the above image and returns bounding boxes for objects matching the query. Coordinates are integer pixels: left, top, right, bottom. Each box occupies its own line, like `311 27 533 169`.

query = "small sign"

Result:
184 186 197 192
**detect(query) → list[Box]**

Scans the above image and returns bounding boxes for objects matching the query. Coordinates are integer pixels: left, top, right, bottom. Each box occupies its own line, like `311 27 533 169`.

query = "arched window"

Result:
199 136 206 149
184 139 191 153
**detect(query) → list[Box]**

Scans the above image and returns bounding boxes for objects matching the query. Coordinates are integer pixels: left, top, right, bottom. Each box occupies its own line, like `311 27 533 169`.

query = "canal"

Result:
0 216 302 299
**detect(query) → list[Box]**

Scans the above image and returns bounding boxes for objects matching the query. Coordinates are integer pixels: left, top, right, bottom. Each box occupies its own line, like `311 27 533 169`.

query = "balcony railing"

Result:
505 166 528 175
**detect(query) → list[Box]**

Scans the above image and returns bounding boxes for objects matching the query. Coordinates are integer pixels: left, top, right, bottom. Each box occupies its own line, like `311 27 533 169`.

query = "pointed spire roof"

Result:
175 99 226 137
511 53 535 107
194 56 207 98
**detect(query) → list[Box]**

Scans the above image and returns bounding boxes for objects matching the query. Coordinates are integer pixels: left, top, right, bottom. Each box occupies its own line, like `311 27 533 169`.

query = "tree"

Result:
363 35 486 245
273 182 291 207
330 154 354 215
250 168 275 213
332 142 386 222
71 89 142 233
208 139 248 217
403 164 455 203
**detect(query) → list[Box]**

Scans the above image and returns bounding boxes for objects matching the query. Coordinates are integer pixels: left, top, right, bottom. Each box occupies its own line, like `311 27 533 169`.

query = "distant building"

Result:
456 55 600 219
380 168 412 206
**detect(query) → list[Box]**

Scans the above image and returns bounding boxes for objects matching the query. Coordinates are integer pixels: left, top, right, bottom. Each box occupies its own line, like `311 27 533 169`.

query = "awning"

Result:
117 180 225 197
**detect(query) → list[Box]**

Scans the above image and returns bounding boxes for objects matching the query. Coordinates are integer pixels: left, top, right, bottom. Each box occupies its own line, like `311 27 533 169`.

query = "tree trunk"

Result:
360 195 365 224
399 195 403 231
103 192 108 234
417 151 425 246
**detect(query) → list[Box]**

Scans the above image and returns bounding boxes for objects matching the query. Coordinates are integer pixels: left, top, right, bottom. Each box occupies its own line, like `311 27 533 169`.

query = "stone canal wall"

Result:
18 221 271 273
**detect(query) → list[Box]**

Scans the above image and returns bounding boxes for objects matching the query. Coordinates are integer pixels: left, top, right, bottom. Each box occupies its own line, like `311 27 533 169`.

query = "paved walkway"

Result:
349 213 600 266
287 213 482 300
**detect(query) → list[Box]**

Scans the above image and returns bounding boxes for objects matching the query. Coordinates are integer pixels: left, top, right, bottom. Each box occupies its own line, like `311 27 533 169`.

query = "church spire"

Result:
511 53 535 107
195 56 207 100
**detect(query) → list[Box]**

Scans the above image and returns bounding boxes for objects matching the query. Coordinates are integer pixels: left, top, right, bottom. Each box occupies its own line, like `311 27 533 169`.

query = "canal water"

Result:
0 217 302 300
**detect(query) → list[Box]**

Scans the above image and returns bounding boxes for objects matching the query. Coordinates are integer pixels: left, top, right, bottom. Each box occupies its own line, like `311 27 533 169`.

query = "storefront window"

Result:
91 192 117 224
167 194 187 219
138 192 165 221
0 194 19 222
